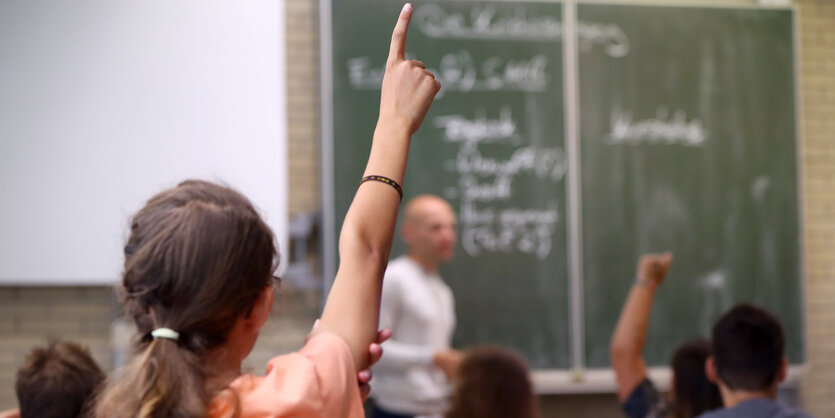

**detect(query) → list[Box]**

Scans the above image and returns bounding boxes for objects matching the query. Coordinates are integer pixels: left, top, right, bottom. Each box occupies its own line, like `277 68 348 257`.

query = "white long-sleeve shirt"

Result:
371 256 457 416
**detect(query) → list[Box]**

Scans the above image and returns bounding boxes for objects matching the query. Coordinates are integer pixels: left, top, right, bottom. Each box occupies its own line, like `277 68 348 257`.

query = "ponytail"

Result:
97 338 206 418
94 180 277 418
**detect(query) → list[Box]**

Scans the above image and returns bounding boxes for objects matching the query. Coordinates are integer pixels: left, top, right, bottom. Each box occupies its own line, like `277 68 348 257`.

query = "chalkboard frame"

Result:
319 0 805 392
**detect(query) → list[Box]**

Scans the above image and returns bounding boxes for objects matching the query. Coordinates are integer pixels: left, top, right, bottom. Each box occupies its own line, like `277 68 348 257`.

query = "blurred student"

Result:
611 253 722 418
371 195 462 418
14 340 105 418
698 304 812 418
445 346 540 418
93 4 441 417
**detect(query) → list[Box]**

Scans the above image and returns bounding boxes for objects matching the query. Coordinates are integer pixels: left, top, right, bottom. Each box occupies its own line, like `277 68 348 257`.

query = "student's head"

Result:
706 304 786 395
669 339 722 418
445 346 540 418
95 180 278 418
15 340 105 418
402 195 456 264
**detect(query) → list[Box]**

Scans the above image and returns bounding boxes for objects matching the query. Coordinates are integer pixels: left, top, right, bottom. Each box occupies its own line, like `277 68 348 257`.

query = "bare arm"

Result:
313 3 441 370
610 252 673 402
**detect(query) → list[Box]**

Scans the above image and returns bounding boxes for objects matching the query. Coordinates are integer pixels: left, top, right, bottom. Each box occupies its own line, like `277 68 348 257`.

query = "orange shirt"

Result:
0 409 20 418
208 333 363 418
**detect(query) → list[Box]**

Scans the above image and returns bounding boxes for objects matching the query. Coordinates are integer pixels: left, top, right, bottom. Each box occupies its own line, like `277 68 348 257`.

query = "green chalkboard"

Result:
330 0 570 369
578 5 802 368
326 1 802 373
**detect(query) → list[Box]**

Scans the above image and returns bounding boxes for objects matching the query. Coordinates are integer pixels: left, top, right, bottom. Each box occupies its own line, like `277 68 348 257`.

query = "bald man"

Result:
370 195 463 418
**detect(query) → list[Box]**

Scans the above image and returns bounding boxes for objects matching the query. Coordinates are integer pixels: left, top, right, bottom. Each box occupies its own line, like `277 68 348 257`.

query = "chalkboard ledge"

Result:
532 365 806 394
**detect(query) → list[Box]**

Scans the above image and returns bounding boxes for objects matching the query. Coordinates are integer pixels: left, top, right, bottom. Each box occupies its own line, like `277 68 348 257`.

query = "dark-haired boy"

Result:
14 340 105 418
698 304 811 418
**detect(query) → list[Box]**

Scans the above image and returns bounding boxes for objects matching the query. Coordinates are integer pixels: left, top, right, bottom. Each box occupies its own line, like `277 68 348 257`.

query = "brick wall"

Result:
0 287 318 410
286 0 321 217
798 0 835 416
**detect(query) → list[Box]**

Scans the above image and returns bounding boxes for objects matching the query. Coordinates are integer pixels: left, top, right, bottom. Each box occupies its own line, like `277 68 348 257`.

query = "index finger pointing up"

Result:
388 3 413 64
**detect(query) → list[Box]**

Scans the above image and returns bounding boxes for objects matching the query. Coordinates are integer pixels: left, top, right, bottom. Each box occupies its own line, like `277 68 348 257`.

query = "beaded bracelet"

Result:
359 175 403 200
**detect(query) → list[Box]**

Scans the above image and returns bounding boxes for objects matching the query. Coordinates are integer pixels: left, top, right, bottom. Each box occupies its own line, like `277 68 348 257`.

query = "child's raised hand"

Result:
635 252 673 289
378 3 441 135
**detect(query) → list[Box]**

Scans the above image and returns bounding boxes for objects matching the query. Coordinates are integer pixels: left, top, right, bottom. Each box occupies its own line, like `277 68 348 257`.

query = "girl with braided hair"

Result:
94 5 440 417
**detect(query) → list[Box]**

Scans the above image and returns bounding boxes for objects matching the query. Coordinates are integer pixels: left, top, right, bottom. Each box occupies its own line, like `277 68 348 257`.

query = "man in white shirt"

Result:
370 195 462 418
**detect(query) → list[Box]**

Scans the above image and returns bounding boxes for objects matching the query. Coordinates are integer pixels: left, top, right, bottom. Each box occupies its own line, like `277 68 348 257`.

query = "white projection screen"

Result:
0 1 288 284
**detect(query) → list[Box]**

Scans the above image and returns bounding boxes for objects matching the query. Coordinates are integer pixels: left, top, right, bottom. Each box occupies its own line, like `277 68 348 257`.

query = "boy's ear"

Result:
705 356 719 384
777 357 788 383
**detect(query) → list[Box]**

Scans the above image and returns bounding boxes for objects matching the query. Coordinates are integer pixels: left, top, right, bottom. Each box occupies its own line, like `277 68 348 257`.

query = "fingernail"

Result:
359 371 371 380
403 3 413 13
312 319 320 329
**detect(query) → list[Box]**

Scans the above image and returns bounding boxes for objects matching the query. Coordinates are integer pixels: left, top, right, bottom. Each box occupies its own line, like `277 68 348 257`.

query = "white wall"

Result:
0 1 287 284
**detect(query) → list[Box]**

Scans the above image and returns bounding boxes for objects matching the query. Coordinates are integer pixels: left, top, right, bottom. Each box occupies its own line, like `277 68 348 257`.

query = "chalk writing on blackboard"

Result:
434 107 519 144
347 52 549 94
431 107 564 260
606 107 708 146
414 3 630 57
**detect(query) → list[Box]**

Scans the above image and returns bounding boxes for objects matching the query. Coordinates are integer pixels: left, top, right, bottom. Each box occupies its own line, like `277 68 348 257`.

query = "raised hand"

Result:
635 252 674 289
318 3 441 373
378 3 441 135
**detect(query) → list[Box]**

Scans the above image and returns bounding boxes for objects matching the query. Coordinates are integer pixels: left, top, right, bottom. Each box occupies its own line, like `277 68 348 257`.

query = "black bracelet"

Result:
359 175 403 200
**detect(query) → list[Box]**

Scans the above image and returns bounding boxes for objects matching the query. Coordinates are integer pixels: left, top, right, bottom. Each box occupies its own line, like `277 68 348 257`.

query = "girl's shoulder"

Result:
208 333 364 418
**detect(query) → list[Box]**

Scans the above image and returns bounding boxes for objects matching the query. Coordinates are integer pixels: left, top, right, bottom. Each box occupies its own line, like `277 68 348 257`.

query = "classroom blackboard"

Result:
578 4 802 368
324 1 802 372
329 0 571 369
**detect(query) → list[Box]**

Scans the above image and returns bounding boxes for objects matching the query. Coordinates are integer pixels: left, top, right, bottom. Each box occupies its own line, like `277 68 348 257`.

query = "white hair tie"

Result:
150 328 180 341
